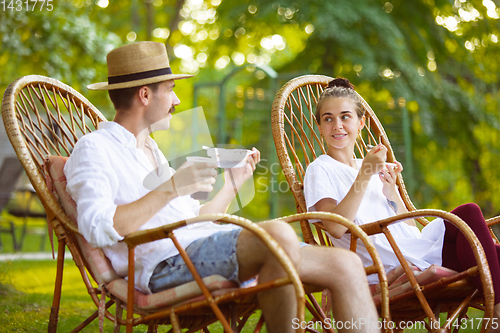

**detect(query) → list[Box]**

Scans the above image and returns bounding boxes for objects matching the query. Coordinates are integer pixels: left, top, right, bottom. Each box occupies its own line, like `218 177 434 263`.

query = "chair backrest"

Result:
1 75 117 283
0 157 23 211
2 75 106 228
271 75 423 244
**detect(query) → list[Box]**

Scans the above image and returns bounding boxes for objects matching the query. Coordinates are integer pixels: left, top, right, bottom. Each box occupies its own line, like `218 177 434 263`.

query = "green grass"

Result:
0 258 487 333
0 216 51 253
0 216 488 332
0 259 270 332
0 260 99 332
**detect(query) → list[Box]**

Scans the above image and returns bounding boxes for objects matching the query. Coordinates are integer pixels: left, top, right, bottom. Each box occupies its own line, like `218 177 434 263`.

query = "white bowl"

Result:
203 147 254 168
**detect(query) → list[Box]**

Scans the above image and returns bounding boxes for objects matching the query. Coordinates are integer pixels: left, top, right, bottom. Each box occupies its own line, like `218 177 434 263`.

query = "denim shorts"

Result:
148 228 243 293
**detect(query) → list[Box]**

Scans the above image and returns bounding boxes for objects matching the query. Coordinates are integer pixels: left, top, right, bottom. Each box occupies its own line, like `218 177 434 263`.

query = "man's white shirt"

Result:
64 121 236 294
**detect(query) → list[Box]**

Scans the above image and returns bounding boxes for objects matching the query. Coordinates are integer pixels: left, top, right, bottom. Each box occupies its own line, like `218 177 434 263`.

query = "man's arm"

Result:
67 137 218 247
114 162 218 236
113 190 177 236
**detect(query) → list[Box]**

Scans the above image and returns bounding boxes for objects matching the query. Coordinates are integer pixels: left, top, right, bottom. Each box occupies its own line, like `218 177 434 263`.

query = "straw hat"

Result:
87 41 193 90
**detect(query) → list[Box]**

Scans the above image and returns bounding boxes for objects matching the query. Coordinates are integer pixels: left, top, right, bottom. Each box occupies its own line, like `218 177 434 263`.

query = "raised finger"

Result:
379 173 388 183
387 164 396 178
395 161 403 173
253 148 261 163
248 156 256 170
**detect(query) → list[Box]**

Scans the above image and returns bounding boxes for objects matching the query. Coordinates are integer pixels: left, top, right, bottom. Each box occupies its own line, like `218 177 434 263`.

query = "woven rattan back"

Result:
271 75 421 244
2 75 107 234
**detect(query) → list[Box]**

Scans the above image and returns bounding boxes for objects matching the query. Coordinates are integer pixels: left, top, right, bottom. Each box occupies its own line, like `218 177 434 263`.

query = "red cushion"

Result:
107 275 237 311
45 156 119 284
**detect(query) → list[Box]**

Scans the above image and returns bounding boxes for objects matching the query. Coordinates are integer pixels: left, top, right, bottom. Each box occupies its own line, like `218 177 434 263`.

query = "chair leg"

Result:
230 304 238 333
17 219 28 252
170 312 182 333
147 323 158 333
10 221 17 252
252 315 265 333
39 229 47 252
114 299 123 333
48 239 65 333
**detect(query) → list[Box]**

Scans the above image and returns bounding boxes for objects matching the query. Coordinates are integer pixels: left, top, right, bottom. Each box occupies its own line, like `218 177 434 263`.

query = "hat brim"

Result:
87 73 194 90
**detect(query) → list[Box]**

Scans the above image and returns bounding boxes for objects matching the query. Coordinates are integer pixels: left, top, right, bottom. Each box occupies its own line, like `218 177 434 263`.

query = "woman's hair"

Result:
315 78 365 124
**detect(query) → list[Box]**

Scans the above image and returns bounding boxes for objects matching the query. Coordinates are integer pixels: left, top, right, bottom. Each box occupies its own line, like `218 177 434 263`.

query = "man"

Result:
65 41 380 333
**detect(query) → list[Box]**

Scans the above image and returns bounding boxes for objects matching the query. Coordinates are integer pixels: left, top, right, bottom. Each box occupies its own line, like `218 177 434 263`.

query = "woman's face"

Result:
319 97 365 151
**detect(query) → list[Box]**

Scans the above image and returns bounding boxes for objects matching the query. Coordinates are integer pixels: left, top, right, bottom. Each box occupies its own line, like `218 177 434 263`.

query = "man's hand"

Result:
224 148 260 191
157 161 218 197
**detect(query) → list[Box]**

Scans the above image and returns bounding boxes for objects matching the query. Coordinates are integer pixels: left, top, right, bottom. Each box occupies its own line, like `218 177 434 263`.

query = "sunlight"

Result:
174 44 194 59
180 21 195 35
126 31 137 42
96 0 108 8
215 55 230 69
153 28 170 39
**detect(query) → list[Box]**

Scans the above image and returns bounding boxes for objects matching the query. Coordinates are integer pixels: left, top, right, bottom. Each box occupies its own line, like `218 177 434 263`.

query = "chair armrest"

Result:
262 211 391 323
264 211 385 275
362 209 494 324
122 213 259 247
486 215 500 227
358 209 476 235
122 212 305 330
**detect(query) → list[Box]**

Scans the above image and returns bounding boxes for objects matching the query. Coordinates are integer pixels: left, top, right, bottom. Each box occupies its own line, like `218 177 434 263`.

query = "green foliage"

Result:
2 0 500 219
0 2 121 114
208 0 500 215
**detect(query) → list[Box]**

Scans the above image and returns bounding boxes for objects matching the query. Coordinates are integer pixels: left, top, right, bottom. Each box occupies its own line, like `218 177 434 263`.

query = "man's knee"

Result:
260 220 298 245
259 220 300 261
326 248 364 274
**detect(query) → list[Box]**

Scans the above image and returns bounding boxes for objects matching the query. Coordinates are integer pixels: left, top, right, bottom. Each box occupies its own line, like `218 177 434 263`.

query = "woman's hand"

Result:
360 143 387 177
379 161 415 225
380 161 403 199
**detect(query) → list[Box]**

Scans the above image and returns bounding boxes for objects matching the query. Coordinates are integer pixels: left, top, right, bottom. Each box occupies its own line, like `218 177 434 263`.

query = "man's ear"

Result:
137 86 151 106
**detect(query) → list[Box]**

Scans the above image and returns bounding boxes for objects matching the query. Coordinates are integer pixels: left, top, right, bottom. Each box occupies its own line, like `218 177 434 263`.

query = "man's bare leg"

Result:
237 221 301 333
299 246 380 333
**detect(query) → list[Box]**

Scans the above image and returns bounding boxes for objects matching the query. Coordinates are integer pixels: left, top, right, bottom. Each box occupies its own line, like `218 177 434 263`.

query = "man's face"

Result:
147 80 180 130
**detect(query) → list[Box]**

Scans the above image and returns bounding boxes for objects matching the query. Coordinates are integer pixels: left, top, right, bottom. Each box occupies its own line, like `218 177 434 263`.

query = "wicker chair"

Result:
1 75 305 333
271 74 495 332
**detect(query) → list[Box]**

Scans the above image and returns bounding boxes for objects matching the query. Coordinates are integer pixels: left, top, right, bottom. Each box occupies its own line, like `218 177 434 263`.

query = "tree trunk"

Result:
145 0 154 41
166 0 186 59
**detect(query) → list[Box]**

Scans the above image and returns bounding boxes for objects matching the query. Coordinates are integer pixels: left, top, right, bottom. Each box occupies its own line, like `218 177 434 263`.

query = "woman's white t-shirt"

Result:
303 154 445 284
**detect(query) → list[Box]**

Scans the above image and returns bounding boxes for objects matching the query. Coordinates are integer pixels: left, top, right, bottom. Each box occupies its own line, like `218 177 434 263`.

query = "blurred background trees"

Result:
1 0 500 223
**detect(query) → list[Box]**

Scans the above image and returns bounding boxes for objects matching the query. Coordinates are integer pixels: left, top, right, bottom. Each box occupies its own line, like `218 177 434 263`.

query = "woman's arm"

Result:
315 144 388 238
315 169 372 238
380 161 416 227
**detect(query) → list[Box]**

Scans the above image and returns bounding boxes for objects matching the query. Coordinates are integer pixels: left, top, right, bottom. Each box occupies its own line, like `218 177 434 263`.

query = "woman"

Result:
303 78 500 325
